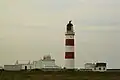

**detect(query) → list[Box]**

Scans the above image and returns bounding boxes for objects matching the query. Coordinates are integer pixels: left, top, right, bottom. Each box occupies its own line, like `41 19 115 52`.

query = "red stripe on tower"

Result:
65 20 75 69
65 39 74 46
65 52 74 58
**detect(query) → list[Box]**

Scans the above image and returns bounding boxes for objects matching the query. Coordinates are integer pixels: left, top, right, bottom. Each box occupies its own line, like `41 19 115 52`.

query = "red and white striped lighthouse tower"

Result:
65 21 75 69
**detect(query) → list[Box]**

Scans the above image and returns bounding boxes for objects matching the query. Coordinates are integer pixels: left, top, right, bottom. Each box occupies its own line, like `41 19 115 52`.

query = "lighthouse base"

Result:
65 59 74 69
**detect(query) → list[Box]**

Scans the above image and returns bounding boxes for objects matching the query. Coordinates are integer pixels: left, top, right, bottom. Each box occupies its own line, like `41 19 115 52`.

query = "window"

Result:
99 68 101 70
25 66 27 70
103 68 105 70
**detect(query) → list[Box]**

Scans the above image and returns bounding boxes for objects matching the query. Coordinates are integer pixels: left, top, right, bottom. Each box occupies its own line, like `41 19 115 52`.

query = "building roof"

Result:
15 60 31 65
43 55 51 60
42 55 55 61
85 63 95 65
41 59 55 61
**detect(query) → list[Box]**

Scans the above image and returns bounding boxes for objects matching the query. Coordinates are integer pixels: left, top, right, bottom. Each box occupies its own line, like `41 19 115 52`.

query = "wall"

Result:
41 60 56 68
4 65 21 71
32 61 42 69
85 63 95 69
20 64 32 70
94 66 106 72
32 60 59 69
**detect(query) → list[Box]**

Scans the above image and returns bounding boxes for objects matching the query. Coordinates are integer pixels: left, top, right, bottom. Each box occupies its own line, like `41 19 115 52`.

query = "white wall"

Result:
20 64 32 70
31 60 60 69
41 60 56 68
93 66 106 72
4 65 21 71
85 63 95 69
65 59 74 69
32 60 42 69
0 66 3 69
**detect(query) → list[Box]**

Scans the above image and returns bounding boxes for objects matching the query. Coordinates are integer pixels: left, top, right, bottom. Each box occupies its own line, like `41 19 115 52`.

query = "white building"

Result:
0 66 3 69
15 60 32 70
84 62 107 72
85 63 96 70
32 55 60 69
4 55 60 71
4 65 21 71
93 63 107 72
4 60 32 71
32 61 41 69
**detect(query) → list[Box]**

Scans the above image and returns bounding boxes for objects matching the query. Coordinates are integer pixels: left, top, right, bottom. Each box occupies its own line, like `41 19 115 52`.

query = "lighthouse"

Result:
65 21 75 69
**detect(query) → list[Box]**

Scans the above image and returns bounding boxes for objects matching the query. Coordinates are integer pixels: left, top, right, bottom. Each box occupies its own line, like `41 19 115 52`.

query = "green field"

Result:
0 70 120 80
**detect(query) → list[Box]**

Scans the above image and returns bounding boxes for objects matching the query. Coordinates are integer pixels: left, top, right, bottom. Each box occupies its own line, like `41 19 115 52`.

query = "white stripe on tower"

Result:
65 21 75 69
65 46 74 52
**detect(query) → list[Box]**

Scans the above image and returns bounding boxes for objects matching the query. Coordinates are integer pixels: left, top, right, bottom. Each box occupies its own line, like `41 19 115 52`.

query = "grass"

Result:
0 70 120 80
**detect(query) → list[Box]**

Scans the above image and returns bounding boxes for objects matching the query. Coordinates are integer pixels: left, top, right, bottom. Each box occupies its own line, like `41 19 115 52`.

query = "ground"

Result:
0 70 120 80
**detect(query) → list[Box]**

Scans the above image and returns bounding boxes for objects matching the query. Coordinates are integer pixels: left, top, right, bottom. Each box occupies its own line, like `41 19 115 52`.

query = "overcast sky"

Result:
0 0 120 69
